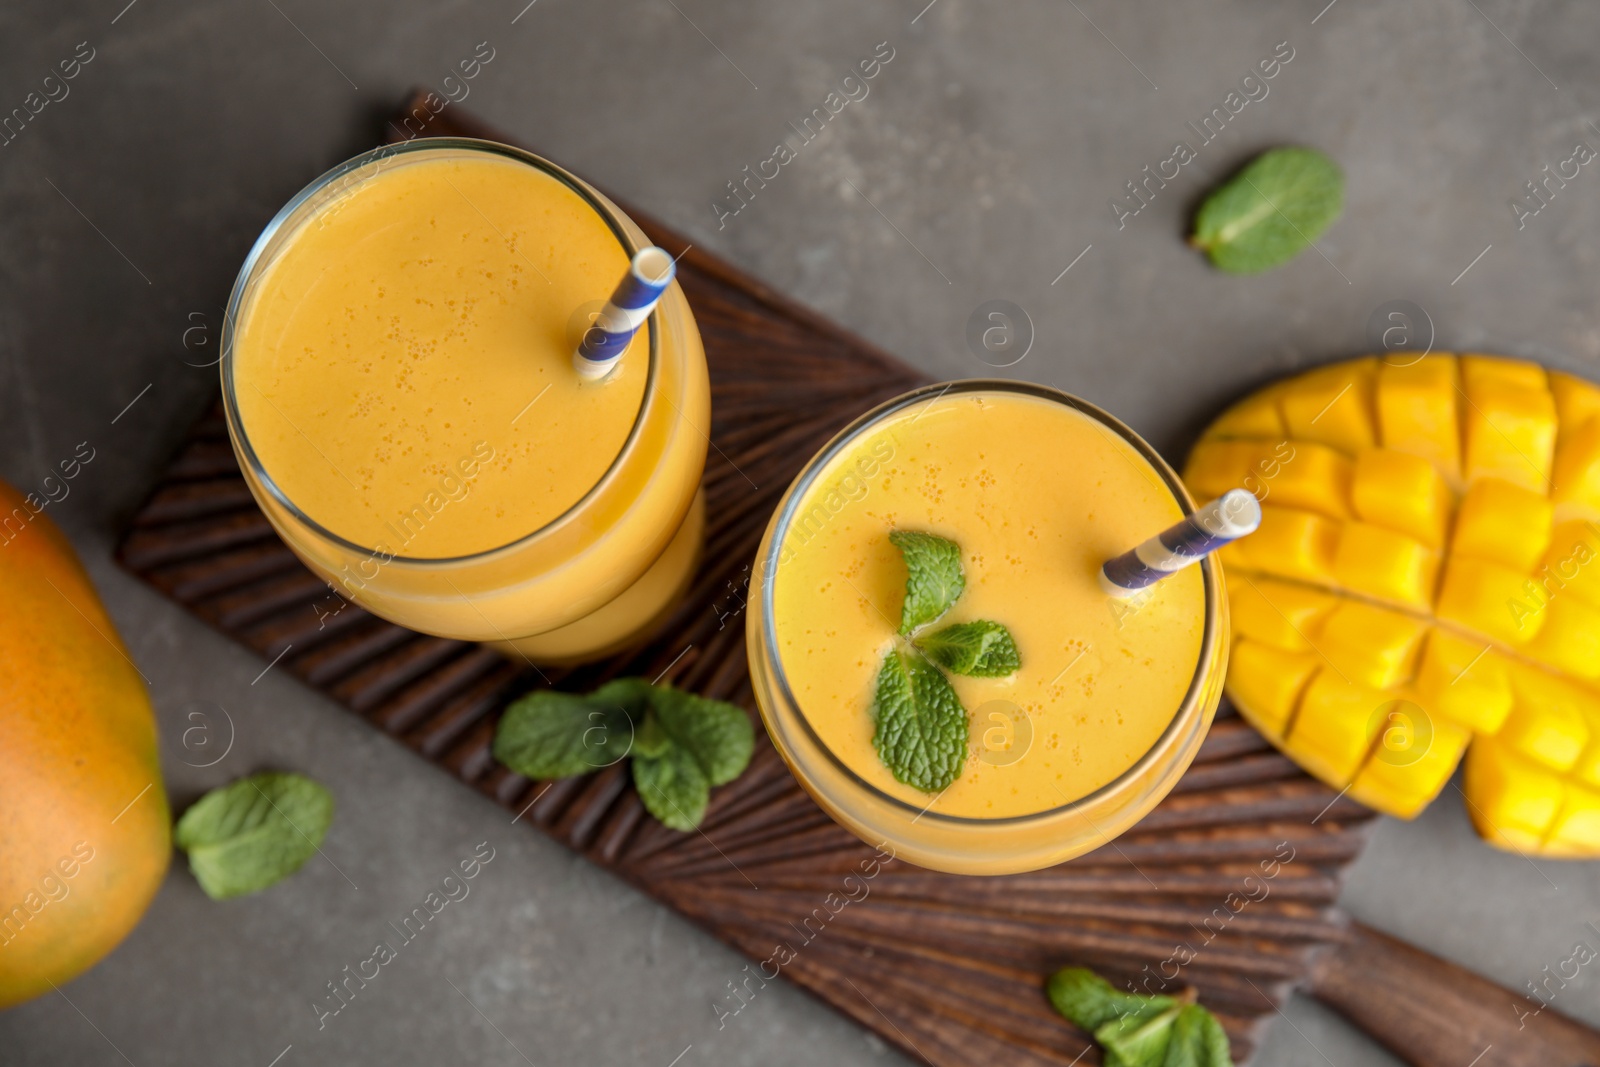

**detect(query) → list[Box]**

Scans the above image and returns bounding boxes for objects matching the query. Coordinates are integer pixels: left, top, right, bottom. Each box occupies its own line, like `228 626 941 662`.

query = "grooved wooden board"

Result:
115 96 1381 1066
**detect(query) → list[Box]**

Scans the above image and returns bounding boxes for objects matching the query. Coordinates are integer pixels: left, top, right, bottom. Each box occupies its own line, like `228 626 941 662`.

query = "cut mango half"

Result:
1186 353 1600 856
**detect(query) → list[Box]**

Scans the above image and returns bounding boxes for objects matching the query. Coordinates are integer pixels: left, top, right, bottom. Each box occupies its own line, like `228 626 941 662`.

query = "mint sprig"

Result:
492 679 754 832
871 531 1020 792
1190 146 1343 275
644 684 754 786
490 690 634 777
918 620 1021 677
633 683 754 829
873 650 969 792
889 530 965 633
1047 967 1234 1067
174 772 334 900
632 742 712 831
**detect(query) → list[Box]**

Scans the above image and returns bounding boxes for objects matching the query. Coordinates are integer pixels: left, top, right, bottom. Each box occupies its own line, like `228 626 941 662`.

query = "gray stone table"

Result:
2 1 1599 1064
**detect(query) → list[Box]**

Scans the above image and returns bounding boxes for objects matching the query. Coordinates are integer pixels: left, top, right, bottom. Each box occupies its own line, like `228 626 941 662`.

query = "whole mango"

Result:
0 479 169 1007
1185 354 1600 857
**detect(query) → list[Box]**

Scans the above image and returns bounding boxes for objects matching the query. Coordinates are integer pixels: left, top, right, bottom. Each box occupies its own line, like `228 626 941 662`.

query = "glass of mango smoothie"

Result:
221 139 709 663
747 381 1228 874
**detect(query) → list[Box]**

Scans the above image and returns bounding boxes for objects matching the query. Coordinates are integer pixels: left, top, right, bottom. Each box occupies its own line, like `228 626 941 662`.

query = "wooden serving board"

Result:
114 95 1600 1067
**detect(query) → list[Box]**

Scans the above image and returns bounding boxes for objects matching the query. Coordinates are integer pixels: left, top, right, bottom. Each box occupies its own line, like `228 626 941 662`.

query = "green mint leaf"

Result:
587 677 655 723
173 772 334 900
916 620 1020 677
1046 968 1234 1067
889 530 965 634
1047 968 1176 1032
872 649 968 791
648 685 755 786
1190 146 1343 275
1161 1005 1234 1067
492 690 633 778
1196 1005 1234 1067
1097 1002 1182 1067
632 711 673 759
491 678 754 832
633 742 710 831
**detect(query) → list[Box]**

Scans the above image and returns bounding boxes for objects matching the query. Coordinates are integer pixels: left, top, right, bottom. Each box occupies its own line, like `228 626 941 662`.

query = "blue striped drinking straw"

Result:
1100 488 1262 597
573 247 677 382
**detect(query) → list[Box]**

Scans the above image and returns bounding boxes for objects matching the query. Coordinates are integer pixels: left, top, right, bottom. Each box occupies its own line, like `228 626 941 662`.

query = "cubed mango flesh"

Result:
1524 596 1600 680
1350 448 1451 548
1541 521 1600 610
1185 439 1273 504
1349 714 1470 819
1376 355 1460 481
1451 478 1552 572
1332 523 1439 610
1203 388 1287 441
1546 786 1600 855
1317 601 1428 689
1461 376 1557 492
1283 671 1386 787
1226 639 1320 739
1499 665 1590 772
1464 740 1565 850
1184 353 1600 855
1236 507 1341 584
1550 371 1600 432
1435 555 1544 646
1412 632 1511 735
1187 440 1350 520
1461 354 1548 393
1280 360 1376 456
1551 416 1600 521
1228 576 1337 651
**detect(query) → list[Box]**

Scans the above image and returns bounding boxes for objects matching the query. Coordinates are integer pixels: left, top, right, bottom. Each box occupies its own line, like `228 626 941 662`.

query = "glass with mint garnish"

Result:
746 381 1226 875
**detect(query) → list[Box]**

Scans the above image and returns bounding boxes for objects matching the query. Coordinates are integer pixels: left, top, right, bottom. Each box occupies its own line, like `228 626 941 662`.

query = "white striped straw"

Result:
1100 489 1261 598
572 247 676 382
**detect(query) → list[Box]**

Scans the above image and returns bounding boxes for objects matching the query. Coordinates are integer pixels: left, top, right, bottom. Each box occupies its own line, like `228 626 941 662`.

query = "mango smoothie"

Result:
748 382 1227 874
222 140 709 659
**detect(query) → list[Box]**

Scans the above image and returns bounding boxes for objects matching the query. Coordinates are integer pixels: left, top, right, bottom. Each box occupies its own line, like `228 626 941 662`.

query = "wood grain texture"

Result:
113 94 1595 1067
1308 924 1600 1067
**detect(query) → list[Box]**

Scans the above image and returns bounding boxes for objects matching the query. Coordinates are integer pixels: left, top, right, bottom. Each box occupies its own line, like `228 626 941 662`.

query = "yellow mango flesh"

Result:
1460 357 1557 492
1376 357 1461 480
1351 448 1451 549
1186 352 1600 856
1551 418 1600 520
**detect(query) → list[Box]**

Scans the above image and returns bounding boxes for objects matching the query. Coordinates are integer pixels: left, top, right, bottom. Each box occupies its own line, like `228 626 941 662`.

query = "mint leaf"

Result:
493 690 633 778
917 620 1020 677
1163 1006 1233 1067
889 530 965 634
648 686 754 786
492 679 754 832
1046 967 1234 1067
631 685 752 830
587 677 655 722
633 742 710 831
1097 1002 1183 1067
1047 968 1176 1032
632 711 673 759
174 772 334 900
1191 147 1343 275
872 649 968 791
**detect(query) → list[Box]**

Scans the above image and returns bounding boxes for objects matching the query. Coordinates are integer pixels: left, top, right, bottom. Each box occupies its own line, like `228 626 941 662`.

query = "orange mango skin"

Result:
0 480 169 1008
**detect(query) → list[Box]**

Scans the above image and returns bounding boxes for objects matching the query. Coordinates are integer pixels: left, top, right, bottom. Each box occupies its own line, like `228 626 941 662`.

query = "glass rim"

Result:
218 136 661 567
758 378 1223 827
